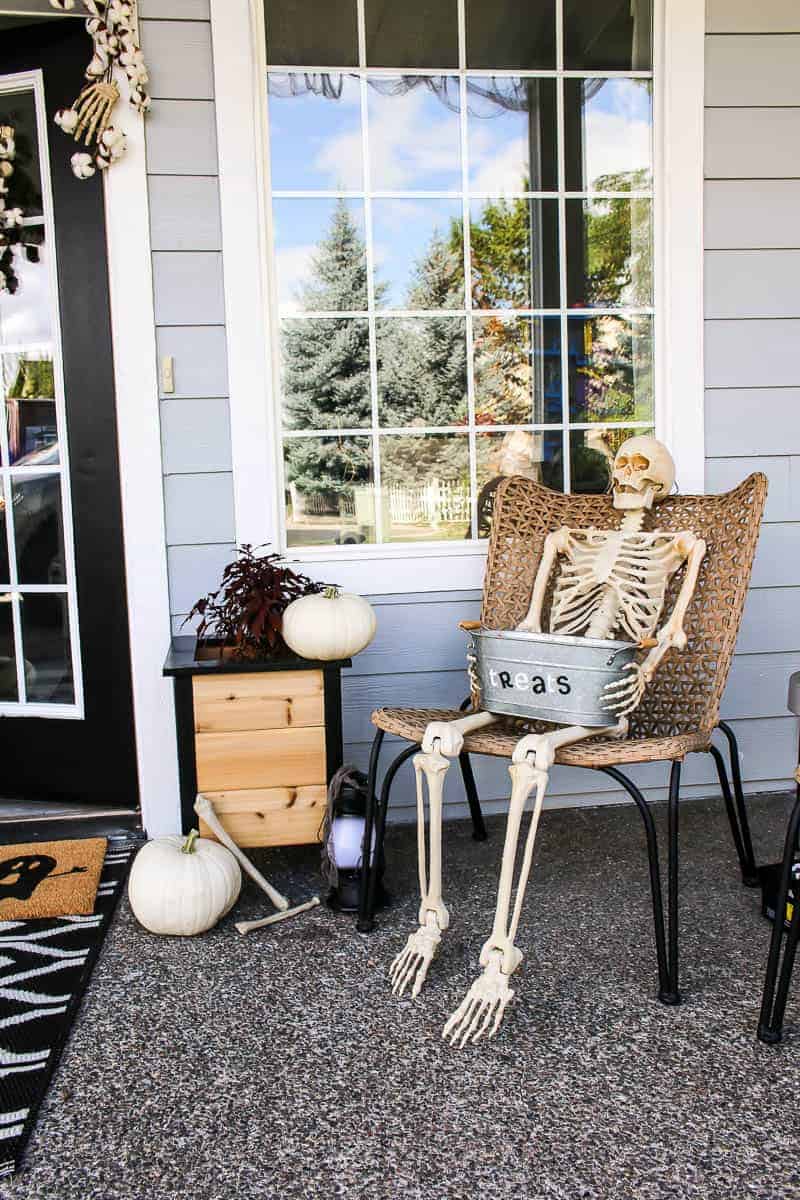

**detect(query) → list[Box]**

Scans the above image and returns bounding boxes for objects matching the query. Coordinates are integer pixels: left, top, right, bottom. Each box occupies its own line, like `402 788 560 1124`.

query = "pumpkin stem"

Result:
322 586 340 600
182 828 200 854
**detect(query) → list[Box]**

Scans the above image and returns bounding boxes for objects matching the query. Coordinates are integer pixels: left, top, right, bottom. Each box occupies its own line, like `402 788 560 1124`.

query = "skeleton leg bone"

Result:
443 754 544 1046
389 749 450 997
444 718 628 1047
389 711 497 999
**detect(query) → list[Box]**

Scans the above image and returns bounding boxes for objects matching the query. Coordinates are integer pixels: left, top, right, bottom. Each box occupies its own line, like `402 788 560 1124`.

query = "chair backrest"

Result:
479 473 768 739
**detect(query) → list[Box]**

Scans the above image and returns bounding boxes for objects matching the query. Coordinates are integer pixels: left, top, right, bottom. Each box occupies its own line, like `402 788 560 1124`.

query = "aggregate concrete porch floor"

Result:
2 791 799 1200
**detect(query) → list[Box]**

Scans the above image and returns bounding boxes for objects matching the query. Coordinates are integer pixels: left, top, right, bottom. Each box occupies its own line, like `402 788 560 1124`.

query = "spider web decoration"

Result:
48 0 150 179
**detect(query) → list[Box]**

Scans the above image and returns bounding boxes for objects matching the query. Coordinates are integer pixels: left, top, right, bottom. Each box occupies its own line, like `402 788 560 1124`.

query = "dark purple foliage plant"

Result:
185 545 331 660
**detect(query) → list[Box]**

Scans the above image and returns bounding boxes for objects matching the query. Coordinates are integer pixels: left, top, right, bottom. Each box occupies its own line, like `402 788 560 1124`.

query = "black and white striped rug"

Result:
0 843 134 1177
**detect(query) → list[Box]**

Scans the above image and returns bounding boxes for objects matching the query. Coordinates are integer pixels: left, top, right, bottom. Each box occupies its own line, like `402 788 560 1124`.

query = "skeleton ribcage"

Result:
548 531 682 643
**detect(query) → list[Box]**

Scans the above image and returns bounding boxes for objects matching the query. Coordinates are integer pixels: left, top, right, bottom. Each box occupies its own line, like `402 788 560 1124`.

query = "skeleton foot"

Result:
389 916 442 997
443 952 515 1047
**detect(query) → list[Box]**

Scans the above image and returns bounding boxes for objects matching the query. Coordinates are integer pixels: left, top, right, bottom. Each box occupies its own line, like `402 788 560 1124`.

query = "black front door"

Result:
0 19 138 806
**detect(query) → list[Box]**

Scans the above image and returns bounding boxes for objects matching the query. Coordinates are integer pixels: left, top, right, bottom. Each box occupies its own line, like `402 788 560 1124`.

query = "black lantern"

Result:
322 767 388 913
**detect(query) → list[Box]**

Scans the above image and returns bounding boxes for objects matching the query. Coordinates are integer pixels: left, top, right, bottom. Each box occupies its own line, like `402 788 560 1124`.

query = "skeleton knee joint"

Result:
421 721 463 757
512 733 556 772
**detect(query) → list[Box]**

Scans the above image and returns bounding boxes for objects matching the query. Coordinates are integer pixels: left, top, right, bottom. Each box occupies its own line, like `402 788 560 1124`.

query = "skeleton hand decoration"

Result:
602 661 646 717
389 436 706 1046
51 0 150 179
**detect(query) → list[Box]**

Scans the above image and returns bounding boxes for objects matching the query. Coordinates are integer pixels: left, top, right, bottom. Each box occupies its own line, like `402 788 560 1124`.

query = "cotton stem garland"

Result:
49 1 150 179
0 126 41 296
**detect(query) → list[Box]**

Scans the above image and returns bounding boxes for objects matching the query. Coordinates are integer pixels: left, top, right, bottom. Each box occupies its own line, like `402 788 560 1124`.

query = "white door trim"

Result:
103 101 181 837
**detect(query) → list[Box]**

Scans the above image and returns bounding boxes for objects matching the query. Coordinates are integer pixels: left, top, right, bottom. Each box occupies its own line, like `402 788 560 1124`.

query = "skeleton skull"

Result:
611 435 675 510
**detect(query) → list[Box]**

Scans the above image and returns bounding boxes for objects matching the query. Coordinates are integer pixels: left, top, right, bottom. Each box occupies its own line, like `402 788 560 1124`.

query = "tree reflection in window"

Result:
267 14 655 546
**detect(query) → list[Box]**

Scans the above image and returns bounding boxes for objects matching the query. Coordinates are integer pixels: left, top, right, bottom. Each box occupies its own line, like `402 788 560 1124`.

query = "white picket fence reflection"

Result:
345 479 469 525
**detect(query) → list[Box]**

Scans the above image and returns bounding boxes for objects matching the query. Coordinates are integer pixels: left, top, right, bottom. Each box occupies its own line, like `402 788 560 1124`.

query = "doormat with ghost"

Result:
0 838 107 920
0 840 135 1176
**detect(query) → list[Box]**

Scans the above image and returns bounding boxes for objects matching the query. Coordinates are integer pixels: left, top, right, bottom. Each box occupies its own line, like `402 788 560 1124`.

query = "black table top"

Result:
163 637 351 678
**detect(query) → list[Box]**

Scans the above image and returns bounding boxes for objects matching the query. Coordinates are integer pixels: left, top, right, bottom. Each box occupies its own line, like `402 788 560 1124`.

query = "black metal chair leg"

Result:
459 752 487 841
717 721 759 886
757 789 800 1043
363 743 419 927
709 743 751 884
599 765 672 1002
356 728 384 932
666 760 681 1004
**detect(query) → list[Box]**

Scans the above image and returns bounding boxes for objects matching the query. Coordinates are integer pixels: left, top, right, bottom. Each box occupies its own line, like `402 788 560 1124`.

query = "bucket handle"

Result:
606 637 657 667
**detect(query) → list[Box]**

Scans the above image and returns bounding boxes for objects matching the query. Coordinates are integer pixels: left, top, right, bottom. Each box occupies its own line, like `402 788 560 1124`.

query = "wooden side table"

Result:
163 639 350 847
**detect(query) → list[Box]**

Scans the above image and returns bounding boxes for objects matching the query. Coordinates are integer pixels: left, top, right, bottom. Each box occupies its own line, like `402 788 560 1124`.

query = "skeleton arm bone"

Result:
636 534 706 682
603 534 707 717
516 527 571 633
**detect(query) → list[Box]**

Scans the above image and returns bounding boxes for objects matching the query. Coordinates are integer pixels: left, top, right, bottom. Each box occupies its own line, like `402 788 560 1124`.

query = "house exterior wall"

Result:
138 0 800 819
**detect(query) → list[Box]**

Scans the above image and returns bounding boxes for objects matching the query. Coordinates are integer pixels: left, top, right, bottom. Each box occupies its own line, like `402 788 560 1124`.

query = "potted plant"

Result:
185 544 330 662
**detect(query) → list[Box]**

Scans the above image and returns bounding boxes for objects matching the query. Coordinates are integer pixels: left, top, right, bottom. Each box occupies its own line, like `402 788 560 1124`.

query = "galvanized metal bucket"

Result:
469 628 637 727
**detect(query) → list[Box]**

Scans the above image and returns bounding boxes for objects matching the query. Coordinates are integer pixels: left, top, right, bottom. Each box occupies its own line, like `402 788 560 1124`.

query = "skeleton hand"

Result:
602 661 647 717
422 721 463 757
389 914 443 997
443 951 515 1047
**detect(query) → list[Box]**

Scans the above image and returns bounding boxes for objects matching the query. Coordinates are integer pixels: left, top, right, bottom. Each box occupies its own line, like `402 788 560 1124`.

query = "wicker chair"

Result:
357 471 768 1006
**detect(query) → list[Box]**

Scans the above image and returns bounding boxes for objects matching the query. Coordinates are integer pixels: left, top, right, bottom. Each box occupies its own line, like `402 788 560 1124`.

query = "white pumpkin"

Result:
282 587 377 661
128 829 241 936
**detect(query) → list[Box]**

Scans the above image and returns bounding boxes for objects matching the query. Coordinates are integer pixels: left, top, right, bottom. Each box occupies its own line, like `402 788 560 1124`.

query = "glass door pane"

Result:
0 76 80 714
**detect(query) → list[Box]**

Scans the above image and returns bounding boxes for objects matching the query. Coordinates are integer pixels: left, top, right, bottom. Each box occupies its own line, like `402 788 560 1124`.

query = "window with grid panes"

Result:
263 0 654 549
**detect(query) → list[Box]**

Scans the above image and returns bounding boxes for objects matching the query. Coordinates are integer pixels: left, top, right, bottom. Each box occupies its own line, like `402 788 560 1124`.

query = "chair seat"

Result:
371 707 711 767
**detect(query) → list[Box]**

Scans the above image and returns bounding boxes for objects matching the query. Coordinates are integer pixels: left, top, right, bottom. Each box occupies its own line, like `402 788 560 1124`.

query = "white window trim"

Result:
211 0 704 596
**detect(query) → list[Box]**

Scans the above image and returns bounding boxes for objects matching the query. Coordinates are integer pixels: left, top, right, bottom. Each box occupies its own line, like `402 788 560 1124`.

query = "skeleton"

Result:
388 436 707 1046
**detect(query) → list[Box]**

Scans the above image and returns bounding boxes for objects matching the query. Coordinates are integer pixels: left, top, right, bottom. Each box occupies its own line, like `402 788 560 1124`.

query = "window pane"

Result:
568 315 654 424
473 316 561 425
376 317 467 426
0 233 50 346
365 0 458 68
372 199 463 310
2 352 58 466
570 425 653 493
467 78 557 194
564 79 652 193
367 77 461 192
282 318 371 430
470 198 559 310
564 0 652 71
0 603 16 701
466 0 556 70
12 472 66 585
264 0 358 66
19 592 73 704
565 198 652 309
284 435 374 546
0 89 43 217
273 198 366 313
476 430 563 535
380 434 470 541
268 74 362 190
